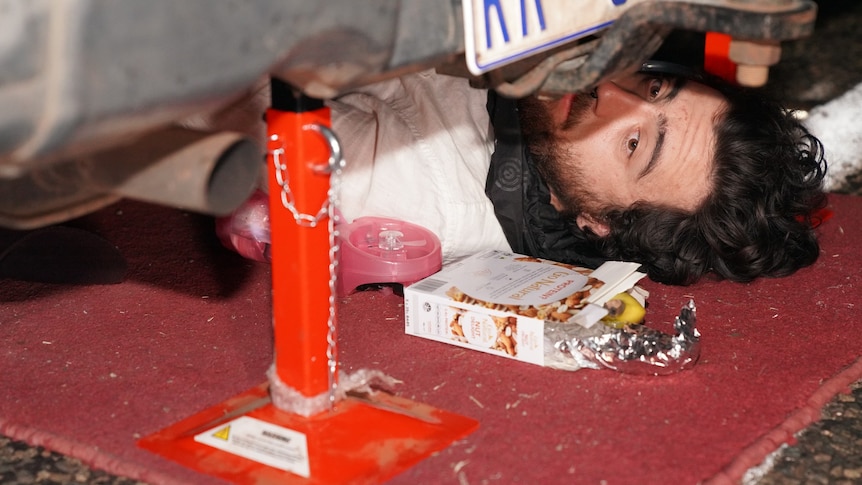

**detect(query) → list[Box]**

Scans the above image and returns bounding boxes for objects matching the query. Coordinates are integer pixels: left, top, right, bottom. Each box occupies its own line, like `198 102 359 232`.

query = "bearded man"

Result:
493 62 827 283
222 62 827 285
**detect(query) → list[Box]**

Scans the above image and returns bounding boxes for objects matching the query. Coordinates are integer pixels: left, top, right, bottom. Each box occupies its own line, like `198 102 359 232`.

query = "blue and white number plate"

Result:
463 0 643 75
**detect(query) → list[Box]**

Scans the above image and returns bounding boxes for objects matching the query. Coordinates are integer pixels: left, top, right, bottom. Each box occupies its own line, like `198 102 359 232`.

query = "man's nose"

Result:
594 82 645 119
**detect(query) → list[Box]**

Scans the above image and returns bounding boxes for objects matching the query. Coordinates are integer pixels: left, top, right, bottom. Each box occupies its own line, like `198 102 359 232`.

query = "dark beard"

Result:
517 94 598 218
561 92 596 131
516 95 555 140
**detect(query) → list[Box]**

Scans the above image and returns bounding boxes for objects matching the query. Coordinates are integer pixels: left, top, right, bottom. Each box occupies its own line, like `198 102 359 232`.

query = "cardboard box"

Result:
404 250 645 368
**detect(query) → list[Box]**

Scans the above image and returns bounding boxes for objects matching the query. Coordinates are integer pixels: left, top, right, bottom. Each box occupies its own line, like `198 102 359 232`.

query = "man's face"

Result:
521 72 728 236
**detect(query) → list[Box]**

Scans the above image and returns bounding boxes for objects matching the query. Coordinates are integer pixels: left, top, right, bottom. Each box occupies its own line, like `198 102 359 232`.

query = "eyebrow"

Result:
639 115 667 179
638 77 686 179
664 77 686 102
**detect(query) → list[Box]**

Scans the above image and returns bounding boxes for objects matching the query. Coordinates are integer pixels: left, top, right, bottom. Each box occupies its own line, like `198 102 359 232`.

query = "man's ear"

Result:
548 192 564 211
576 213 610 237
550 192 611 237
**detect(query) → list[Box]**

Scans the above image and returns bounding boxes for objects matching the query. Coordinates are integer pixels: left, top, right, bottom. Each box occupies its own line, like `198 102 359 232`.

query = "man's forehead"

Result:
647 80 727 211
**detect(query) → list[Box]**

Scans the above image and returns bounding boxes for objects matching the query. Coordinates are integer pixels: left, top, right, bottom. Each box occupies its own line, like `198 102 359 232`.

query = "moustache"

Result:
562 90 596 131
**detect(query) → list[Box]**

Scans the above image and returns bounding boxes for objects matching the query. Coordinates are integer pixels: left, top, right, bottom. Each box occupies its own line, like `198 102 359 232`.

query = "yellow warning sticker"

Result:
194 416 310 478
212 425 230 441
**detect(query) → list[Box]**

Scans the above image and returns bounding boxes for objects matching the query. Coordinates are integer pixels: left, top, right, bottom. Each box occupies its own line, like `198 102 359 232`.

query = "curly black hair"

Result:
584 81 827 285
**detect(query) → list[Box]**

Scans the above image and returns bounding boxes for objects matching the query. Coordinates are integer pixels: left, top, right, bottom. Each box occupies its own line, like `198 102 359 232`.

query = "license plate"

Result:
463 0 643 75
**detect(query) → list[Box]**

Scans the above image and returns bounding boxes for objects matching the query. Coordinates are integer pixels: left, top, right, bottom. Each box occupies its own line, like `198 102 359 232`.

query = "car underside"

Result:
0 0 817 229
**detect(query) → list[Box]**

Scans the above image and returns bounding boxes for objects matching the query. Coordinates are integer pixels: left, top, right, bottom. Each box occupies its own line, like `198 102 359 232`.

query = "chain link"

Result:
271 147 330 227
270 125 344 409
326 168 341 408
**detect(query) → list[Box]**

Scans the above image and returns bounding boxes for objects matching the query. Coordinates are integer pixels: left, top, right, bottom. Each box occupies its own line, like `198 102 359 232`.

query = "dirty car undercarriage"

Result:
0 0 818 229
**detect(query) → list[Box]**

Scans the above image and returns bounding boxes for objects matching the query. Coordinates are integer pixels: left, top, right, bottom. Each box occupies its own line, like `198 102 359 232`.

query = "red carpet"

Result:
1 194 861 485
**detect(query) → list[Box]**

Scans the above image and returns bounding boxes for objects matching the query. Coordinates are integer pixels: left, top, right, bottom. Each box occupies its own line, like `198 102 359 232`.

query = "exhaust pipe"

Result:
0 127 262 229
95 127 262 216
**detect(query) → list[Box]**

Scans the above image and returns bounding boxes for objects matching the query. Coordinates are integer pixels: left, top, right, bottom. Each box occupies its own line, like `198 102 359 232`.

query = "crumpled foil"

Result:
544 300 701 375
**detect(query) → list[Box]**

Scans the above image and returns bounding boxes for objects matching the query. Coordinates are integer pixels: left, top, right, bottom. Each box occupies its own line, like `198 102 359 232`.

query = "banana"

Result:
601 291 646 328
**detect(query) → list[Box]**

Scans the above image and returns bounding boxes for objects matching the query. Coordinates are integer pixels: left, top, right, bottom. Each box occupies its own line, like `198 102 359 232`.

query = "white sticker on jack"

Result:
194 416 310 478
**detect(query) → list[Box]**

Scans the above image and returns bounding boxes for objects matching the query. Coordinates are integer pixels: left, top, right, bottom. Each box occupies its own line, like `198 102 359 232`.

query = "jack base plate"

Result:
139 382 478 484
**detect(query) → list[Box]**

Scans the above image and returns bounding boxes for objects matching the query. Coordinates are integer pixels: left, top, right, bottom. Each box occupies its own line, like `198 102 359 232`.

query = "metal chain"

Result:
270 150 328 228
325 163 342 408
270 124 344 409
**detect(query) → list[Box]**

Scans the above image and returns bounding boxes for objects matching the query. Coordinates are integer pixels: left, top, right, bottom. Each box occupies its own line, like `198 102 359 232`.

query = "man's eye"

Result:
647 78 664 100
627 135 639 155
